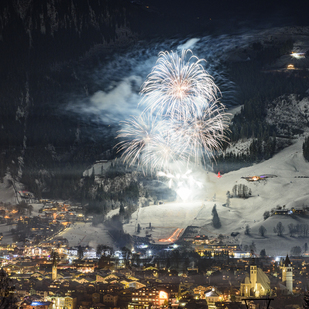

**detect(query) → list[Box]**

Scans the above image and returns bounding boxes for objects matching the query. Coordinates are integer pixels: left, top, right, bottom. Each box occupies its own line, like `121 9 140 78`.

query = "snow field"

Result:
124 138 309 256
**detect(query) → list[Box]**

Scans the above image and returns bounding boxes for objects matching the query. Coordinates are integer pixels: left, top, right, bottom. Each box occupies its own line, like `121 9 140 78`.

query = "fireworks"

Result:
116 49 230 173
140 50 219 120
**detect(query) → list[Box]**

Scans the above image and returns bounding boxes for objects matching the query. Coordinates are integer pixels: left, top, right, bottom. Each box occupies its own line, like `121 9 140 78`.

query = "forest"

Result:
214 39 309 173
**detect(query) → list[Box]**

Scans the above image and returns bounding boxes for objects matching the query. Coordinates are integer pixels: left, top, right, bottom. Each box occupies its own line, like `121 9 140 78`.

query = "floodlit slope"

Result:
57 222 114 248
124 137 309 256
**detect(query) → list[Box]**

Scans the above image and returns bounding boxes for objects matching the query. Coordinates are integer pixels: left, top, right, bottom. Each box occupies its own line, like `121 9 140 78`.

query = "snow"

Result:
56 222 114 249
123 137 309 256
0 174 23 205
266 95 309 135
105 208 121 219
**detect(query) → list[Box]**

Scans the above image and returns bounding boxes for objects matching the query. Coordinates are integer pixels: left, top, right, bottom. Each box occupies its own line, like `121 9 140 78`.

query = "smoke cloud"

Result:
65 30 277 126
177 38 200 50
66 76 143 124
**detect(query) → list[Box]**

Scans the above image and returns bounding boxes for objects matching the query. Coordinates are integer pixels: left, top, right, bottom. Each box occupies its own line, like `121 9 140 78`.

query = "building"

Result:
240 265 270 297
195 244 240 257
103 293 118 307
281 255 293 294
205 287 223 309
130 286 177 308
20 301 53 309
52 254 57 281
46 296 76 309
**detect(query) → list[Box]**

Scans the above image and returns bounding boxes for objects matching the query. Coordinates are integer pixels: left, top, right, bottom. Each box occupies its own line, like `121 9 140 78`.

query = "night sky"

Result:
140 0 309 32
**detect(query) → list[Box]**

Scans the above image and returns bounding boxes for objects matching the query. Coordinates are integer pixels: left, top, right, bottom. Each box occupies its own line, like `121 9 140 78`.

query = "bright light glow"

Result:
117 49 230 174
177 187 192 201
158 169 203 200
290 52 305 59
159 228 183 243
287 64 295 70
159 291 168 299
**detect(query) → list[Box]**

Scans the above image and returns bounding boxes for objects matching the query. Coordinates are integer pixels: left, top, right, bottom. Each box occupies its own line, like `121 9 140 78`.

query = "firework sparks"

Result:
116 114 160 167
172 103 230 164
140 49 219 120
116 49 230 174
117 115 189 172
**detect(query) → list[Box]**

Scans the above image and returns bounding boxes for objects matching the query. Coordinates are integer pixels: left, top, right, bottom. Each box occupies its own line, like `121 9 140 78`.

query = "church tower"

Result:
52 251 58 281
250 266 257 286
282 255 293 294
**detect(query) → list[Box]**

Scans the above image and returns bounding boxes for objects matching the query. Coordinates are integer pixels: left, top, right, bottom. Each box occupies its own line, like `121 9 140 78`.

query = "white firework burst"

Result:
140 49 220 120
117 49 230 173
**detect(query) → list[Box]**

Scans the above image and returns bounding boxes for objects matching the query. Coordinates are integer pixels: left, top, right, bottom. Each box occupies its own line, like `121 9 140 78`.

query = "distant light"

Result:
291 52 305 59
177 187 192 201
159 291 168 299
287 64 295 70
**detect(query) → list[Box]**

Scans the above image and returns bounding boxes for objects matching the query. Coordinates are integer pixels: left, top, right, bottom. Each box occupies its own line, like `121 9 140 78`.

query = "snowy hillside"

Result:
266 95 309 135
124 137 309 256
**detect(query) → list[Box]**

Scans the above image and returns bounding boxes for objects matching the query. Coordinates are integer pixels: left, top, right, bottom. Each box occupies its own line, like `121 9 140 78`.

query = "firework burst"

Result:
116 49 230 174
172 102 230 164
117 115 188 172
116 114 160 167
140 49 219 120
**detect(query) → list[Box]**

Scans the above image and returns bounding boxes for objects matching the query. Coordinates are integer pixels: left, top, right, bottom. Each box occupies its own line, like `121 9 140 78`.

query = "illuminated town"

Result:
1 194 309 308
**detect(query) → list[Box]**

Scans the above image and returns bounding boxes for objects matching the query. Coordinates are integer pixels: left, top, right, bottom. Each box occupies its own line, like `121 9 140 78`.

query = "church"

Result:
240 265 271 297
280 255 293 294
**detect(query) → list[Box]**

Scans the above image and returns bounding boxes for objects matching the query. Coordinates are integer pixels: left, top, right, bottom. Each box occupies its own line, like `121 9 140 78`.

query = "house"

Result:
103 293 118 307
205 287 223 309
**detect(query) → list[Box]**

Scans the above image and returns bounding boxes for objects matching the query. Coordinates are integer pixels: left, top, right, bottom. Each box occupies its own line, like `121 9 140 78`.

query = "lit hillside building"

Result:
129 286 177 308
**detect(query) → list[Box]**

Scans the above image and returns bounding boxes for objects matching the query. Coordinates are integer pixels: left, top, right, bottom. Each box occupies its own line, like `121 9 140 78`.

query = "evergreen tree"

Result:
291 246 302 256
77 246 84 260
91 167 95 183
260 249 267 258
303 137 309 161
119 204 125 217
244 224 250 235
250 241 256 255
263 211 270 220
212 204 221 229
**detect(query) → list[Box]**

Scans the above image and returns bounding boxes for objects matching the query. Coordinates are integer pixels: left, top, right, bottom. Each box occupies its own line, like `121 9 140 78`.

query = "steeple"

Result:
285 254 291 267
52 251 58 281
281 254 293 294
